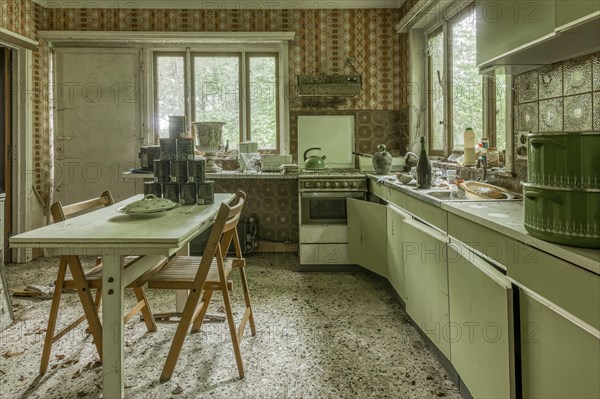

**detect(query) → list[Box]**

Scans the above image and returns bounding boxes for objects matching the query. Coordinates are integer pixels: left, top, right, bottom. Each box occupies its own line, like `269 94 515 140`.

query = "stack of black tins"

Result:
145 156 214 205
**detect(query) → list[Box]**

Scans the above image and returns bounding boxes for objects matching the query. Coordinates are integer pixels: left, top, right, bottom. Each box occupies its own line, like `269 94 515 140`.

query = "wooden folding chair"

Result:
40 190 167 374
147 191 256 382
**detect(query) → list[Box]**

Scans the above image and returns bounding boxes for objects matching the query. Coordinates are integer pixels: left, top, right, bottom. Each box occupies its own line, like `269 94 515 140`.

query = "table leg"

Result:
175 244 190 312
102 253 125 399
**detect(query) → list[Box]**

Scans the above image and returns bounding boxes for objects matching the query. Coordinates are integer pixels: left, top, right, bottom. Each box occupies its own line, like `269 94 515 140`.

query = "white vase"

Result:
193 121 225 173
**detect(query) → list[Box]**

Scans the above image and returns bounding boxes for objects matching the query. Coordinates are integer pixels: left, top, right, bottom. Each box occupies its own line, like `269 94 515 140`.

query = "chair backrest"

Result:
50 190 115 223
202 190 246 262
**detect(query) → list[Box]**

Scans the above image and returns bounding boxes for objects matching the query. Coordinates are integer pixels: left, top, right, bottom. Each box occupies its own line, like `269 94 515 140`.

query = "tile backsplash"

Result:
512 51 600 185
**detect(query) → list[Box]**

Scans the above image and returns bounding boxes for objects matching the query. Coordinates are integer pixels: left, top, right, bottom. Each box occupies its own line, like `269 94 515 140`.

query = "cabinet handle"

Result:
524 189 563 204
404 217 449 243
529 137 566 149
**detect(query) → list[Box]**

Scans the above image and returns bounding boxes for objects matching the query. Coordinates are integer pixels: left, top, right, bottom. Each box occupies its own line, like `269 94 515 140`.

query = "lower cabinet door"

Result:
387 204 409 302
520 288 600 399
347 198 388 277
447 242 515 399
403 217 450 358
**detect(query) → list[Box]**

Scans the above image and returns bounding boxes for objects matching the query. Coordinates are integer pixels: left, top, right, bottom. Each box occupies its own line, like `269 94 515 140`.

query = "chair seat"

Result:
147 256 234 291
62 256 166 290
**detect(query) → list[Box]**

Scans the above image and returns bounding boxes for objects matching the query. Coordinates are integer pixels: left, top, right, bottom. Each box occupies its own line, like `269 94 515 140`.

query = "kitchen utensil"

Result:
523 182 600 248
118 194 179 216
457 181 515 200
527 132 600 189
395 172 413 184
303 147 326 169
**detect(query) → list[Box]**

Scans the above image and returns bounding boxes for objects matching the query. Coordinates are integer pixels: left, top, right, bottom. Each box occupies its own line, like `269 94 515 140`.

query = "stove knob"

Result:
334 182 340 188
351 182 358 188
305 182 311 188
315 182 322 188
342 182 349 188
325 182 331 188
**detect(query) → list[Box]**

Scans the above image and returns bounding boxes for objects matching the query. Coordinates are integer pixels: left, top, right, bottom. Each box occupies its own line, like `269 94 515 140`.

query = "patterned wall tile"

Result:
564 57 593 96
213 178 298 243
1 0 36 40
564 94 593 132
594 53 600 91
539 98 563 132
518 103 538 132
593 92 600 131
538 64 562 100
517 71 538 104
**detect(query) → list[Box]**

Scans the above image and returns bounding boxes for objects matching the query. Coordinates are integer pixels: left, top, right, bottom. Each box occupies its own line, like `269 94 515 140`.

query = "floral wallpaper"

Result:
0 0 37 40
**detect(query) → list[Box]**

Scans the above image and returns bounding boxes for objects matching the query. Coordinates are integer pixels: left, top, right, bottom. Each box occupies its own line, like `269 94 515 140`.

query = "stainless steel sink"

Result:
421 189 521 201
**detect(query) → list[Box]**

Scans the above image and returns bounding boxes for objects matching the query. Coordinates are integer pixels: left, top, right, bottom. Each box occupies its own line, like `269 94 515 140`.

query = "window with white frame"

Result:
154 50 280 152
425 3 507 158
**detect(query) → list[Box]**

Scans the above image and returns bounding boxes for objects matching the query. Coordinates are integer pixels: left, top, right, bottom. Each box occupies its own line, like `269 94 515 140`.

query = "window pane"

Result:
495 74 506 152
451 7 483 150
249 56 277 150
194 56 240 150
156 55 185 138
428 30 445 151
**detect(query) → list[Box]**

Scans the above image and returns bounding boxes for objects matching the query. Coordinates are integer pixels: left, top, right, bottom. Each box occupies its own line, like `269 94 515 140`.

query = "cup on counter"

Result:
446 169 457 184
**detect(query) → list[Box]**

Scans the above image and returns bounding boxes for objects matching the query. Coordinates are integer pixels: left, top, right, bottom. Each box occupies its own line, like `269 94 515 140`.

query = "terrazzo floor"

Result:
1 253 462 399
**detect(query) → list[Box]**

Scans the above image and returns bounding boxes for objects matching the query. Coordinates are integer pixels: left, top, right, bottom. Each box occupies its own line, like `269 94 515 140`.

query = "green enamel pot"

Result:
527 132 600 188
523 183 600 248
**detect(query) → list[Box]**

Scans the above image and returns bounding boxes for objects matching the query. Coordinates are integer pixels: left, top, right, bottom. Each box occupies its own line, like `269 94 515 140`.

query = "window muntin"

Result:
155 54 185 138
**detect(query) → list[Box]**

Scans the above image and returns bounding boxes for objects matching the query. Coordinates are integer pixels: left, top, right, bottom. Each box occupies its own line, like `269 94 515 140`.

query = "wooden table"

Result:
10 193 235 398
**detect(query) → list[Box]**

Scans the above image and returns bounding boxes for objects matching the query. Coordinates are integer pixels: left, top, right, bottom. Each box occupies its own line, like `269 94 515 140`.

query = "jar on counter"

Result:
487 147 500 166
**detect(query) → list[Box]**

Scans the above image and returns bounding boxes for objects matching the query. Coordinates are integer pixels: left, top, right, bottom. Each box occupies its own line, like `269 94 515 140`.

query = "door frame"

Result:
1 32 39 263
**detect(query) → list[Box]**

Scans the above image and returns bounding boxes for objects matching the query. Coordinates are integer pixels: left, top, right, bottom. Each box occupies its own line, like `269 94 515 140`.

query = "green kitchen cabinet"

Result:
347 198 388 278
555 0 600 29
448 241 515 399
386 204 410 302
403 216 451 358
519 288 600 399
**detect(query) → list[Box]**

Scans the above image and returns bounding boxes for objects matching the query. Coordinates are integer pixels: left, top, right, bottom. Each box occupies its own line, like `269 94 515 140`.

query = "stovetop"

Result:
299 168 365 178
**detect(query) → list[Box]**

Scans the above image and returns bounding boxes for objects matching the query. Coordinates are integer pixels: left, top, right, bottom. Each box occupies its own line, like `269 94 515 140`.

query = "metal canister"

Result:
176 138 195 161
188 158 206 182
180 183 198 205
163 182 180 203
153 160 171 183
168 115 186 138
197 181 214 205
170 160 188 183
159 138 177 161
143 182 163 197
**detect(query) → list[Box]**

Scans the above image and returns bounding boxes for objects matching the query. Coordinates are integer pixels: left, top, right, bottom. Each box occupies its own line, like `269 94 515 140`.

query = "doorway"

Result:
0 47 12 263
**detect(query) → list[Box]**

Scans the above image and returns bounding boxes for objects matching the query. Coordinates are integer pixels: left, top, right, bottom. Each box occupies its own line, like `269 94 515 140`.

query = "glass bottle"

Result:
417 136 432 189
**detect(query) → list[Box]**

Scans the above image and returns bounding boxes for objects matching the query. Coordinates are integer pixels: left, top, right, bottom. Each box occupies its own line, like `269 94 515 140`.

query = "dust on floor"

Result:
0 253 461 399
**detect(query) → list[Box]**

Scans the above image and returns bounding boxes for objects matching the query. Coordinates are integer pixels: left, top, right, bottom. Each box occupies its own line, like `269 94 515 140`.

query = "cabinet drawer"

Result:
368 179 388 201
388 189 447 232
449 214 600 330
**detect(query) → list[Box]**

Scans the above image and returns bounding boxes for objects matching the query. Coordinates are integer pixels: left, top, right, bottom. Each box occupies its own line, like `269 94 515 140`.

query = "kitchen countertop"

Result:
122 171 298 180
367 174 600 275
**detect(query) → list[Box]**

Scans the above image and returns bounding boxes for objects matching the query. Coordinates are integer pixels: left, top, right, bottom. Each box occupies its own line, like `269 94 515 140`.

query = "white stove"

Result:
298 168 367 268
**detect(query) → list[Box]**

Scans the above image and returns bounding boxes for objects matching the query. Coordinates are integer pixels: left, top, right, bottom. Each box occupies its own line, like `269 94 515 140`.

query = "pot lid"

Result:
120 194 179 214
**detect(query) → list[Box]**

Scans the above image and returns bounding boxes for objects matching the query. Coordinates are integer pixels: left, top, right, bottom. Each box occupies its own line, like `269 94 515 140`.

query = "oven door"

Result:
300 192 366 225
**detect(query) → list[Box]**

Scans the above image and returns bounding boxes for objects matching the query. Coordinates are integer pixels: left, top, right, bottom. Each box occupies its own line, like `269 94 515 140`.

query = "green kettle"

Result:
303 147 326 169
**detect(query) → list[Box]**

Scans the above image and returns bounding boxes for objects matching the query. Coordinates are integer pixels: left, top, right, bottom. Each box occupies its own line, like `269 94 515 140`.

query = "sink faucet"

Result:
476 156 487 181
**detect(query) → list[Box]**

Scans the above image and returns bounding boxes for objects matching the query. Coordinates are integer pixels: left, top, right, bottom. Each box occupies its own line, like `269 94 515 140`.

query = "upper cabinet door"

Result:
555 0 600 29
476 0 556 67
347 198 388 278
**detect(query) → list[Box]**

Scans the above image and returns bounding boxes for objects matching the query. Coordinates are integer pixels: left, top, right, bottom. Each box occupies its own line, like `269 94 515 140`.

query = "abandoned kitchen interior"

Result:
1 0 599 398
